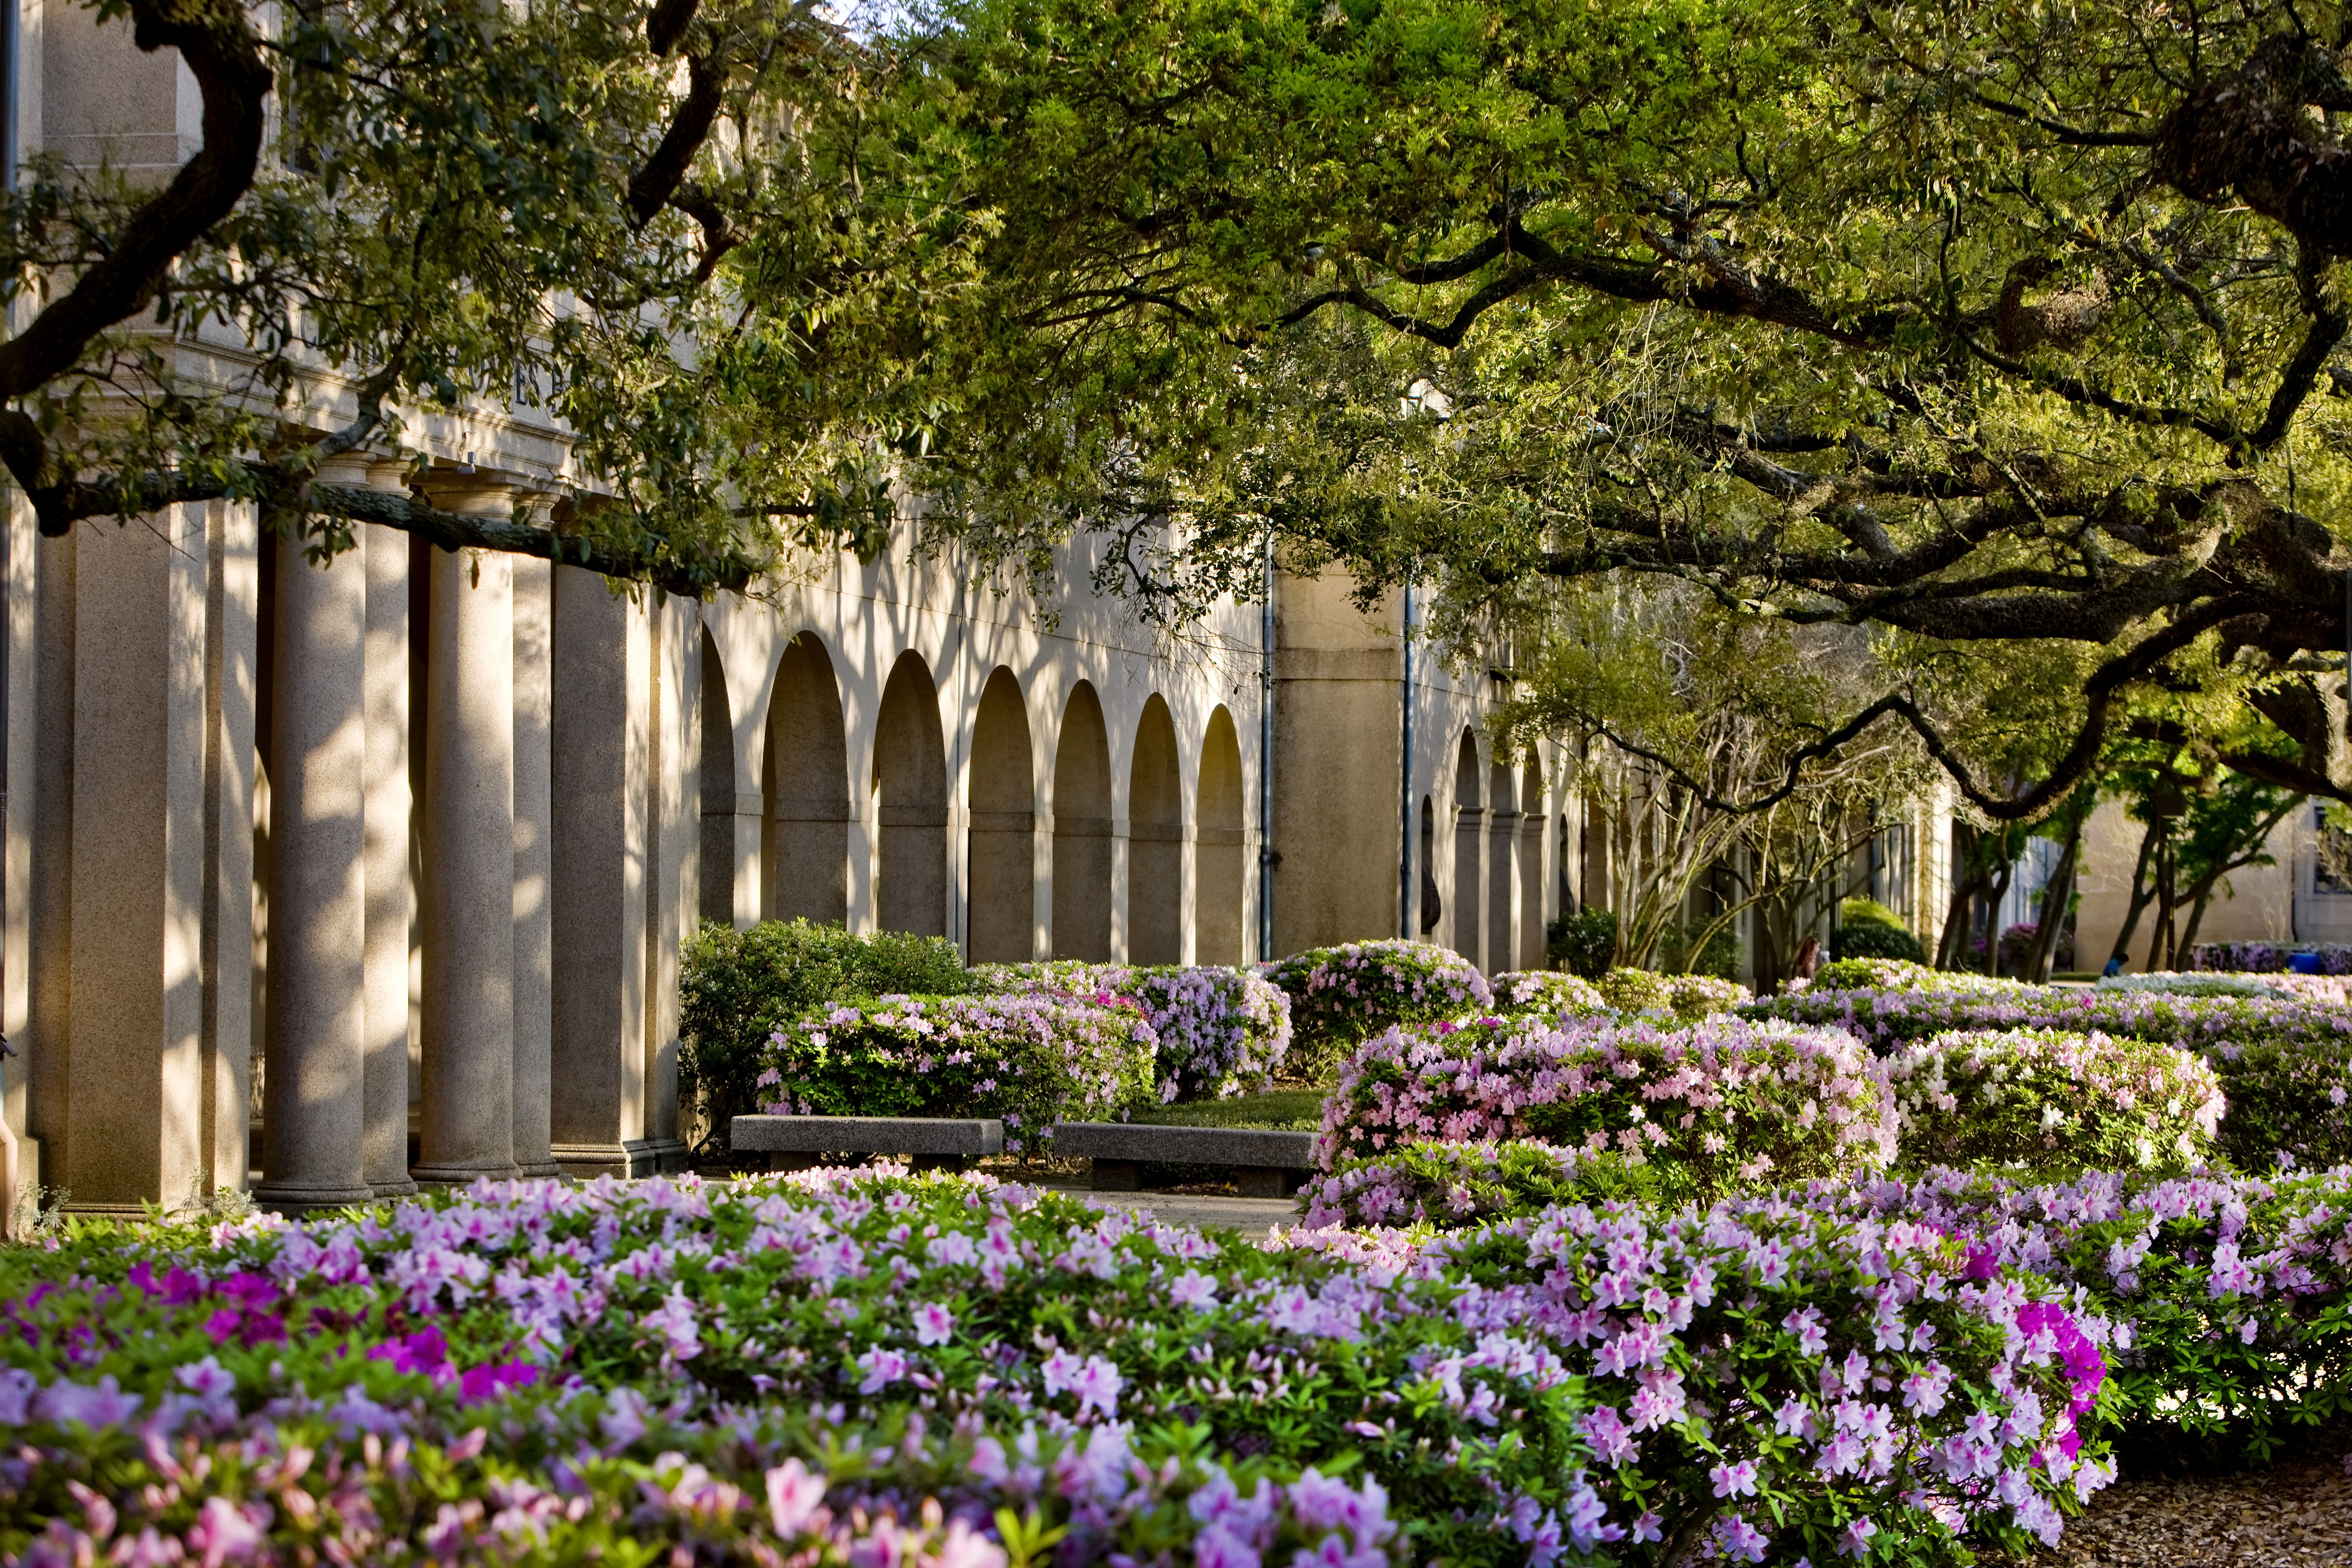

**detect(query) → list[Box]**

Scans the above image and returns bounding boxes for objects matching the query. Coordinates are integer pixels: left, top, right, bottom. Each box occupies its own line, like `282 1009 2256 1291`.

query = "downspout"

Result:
1 16 21 1233
1399 583 1413 940
1259 529 1274 962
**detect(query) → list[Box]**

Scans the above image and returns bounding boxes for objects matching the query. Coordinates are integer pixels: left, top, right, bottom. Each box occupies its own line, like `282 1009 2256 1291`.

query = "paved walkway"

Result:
1029 1179 1305 1235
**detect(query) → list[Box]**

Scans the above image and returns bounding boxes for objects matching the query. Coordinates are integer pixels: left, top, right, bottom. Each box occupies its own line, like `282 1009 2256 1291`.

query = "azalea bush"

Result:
1262 940 1491 1078
2191 941 2352 975
1299 1139 1673 1230
979 962 1292 1102
1317 1014 1896 1196
1803 957 2025 998
1490 970 1610 1020
756 992 1156 1153
0 1170 1621 1566
681 920 975 1153
1884 1030 2225 1176
1825 1166 2352 1463
1293 1189 2119 1561
1592 968 1751 1019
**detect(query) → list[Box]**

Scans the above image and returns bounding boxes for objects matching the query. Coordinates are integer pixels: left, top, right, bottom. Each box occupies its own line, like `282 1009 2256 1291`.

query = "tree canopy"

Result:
874 0 2352 812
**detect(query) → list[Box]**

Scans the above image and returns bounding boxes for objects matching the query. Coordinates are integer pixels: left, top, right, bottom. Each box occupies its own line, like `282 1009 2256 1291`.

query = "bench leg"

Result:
1091 1159 1142 1192
766 1153 818 1173
910 1154 969 1174
1232 1166 1289 1199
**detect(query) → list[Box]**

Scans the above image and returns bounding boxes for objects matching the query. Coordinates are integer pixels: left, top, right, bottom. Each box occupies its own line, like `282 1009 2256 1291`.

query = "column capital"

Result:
420 469 523 520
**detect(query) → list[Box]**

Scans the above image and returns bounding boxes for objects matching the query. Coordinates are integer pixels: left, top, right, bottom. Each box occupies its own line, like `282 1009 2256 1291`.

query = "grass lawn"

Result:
1130 1086 1327 1131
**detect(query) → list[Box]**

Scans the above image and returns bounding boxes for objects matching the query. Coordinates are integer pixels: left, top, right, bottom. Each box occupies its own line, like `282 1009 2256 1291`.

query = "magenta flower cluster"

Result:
979 961 1294 1102
1317 1013 1897 1193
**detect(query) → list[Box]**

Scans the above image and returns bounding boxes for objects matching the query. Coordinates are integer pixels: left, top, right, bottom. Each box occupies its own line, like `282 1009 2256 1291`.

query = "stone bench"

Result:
730 1115 1003 1172
1051 1122 1316 1198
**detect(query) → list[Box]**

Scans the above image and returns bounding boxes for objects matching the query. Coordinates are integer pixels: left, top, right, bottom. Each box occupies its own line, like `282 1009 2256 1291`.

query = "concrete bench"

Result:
730 1115 1003 1172
1051 1122 1316 1198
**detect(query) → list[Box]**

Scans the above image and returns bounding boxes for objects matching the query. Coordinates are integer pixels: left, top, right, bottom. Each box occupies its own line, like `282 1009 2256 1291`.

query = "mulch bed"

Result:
2038 1452 2352 1566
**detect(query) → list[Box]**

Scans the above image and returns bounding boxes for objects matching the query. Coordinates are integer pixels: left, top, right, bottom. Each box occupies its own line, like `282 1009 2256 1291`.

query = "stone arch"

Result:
763 632 848 925
1488 758 1516 976
1195 706 1247 964
697 625 738 929
874 651 949 936
967 667 1036 962
1520 757 1547 969
1052 682 1113 960
1452 732 1484 963
1128 695 1184 964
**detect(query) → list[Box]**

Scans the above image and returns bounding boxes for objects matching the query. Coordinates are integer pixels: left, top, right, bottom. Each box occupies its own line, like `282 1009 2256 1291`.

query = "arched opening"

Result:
1196 707 1246 964
1520 758 1546 969
1419 796 1442 935
967 667 1035 962
874 651 949 936
763 633 848 925
1052 682 1113 960
1488 759 1516 975
698 626 738 929
1452 733 1484 963
1129 695 1184 964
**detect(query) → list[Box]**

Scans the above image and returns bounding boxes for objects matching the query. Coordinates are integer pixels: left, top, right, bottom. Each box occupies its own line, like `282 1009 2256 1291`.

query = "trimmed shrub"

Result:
1316 1013 1896 1194
1885 1029 2223 1175
1300 1138 1675 1229
680 919 973 1151
978 961 1292 1102
2205 1034 2352 1171
1261 939 1491 1078
756 991 1157 1153
1805 955 2025 996
1488 969 1609 1020
2192 940 2352 975
1593 966 1751 1019
1547 905 1618 977
1833 897 1927 964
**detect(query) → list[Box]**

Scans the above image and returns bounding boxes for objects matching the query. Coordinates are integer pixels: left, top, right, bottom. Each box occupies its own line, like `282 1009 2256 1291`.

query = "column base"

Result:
550 1138 691 1179
370 1177 419 1200
253 1180 379 1216
409 1161 524 1187
514 1160 563 1179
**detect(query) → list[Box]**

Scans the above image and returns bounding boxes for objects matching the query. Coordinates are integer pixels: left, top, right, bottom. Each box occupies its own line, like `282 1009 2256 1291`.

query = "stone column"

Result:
549 564 651 1176
254 503 375 1212
414 477 519 1185
361 459 418 1195
510 495 558 1178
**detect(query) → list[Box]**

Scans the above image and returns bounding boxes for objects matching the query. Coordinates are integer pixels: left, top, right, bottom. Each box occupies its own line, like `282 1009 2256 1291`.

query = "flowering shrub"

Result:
0 1170 1621 1566
1805 957 2026 997
1820 1166 2352 1461
1285 1189 2118 1560
1262 940 1491 1078
1318 1014 1896 1195
1300 1139 1674 1230
2104 969 2352 1003
1884 1029 2224 1175
978 962 1292 1102
1489 970 1610 1019
2192 940 2352 975
1592 968 1752 1019
756 992 1156 1152
680 919 976 1153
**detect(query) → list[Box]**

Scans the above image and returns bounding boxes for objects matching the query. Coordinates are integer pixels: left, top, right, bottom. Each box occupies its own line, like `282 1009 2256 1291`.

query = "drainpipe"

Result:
0 25 21 1230
1399 583 1413 940
1259 529 1274 962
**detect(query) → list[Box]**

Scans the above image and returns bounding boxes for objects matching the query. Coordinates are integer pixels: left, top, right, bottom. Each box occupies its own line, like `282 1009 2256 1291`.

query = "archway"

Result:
763 633 848 924
698 626 738 929
1520 758 1546 969
1452 733 1483 963
1052 682 1113 960
1195 707 1247 963
1488 759 1516 976
874 651 948 936
1419 796 1442 936
967 667 1035 962
1129 695 1184 964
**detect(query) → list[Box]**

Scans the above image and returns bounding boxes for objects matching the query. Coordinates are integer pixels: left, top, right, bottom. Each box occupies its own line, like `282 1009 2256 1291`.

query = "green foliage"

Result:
1261 941 1491 1079
1547 906 1618 978
1301 1139 1685 1231
2205 1037 2352 1174
678 920 973 1153
1129 1088 1327 1132
1833 898 1927 965
1592 968 1750 1020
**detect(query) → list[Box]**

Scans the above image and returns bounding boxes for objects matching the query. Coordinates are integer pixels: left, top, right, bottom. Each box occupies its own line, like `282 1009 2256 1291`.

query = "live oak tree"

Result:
2 0 978 592
883 0 2352 814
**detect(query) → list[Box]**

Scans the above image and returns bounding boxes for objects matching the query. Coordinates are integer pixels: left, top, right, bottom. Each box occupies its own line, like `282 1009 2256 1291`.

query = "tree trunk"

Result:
2027 813 2084 982
2146 839 2177 972
1935 825 1986 970
2108 813 2166 972
1981 860 2014 976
